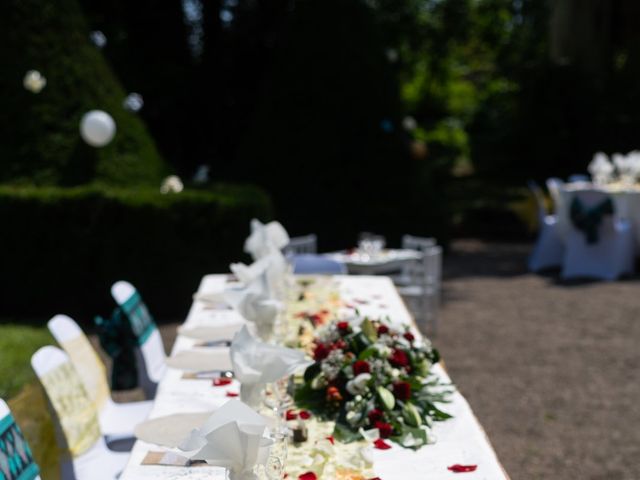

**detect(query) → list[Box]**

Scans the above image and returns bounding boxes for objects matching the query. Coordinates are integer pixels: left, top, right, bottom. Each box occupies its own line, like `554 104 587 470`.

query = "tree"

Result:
0 0 168 186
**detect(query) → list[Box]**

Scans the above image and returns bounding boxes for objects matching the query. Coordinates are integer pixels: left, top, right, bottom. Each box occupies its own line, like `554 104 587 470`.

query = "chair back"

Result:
284 234 318 256
401 235 436 252
527 180 547 225
569 190 616 244
0 398 41 480
545 177 564 214
405 246 442 289
31 347 101 458
111 282 166 395
292 254 347 275
48 315 110 411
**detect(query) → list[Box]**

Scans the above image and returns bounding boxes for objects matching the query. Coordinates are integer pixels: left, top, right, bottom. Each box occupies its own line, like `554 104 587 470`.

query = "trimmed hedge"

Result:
0 0 169 186
0 184 272 320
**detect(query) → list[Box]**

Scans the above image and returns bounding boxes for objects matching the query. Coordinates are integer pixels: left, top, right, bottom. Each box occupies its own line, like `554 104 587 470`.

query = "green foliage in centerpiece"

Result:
295 317 452 450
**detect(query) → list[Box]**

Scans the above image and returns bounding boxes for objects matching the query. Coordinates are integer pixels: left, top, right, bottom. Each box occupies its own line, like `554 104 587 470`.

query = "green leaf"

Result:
358 346 378 361
332 422 362 444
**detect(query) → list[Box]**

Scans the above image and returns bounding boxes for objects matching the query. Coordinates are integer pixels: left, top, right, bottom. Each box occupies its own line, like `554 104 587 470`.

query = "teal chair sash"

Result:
0 413 39 480
570 196 614 244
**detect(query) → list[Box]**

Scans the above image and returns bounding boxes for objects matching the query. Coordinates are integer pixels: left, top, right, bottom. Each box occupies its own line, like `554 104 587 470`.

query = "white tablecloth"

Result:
119 275 509 480
558 184 640 248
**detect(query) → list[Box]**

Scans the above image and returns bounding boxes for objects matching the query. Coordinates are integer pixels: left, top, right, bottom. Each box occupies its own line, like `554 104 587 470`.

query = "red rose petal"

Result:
298 472 317 480
325 435 335 445
226 391 239 397
212 377 232 386
299 410 311 420
286 410 298 421
447 464 478 473
373 438 392 450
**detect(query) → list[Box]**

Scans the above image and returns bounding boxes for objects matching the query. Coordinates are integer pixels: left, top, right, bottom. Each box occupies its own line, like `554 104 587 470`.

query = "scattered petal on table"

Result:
212 377 233 386
226 391 239 397
373 438 392 450
298 472 317 480
447 464 478 473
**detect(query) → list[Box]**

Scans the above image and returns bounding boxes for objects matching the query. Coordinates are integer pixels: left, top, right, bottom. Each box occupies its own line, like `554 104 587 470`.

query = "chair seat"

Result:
72 439 130 480
528 214 564 272
100 398 153 440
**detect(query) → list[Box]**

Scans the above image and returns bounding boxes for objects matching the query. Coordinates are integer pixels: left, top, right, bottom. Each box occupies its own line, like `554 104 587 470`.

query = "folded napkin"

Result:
244 219 290 260
166 349 233 372
178 400 273 480
134 412 213 447
223 282 281 341
230 246 288 297
230 326 312 407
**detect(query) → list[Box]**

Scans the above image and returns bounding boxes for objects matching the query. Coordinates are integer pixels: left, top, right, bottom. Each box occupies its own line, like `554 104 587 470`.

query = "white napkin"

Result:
244 219 290 260
230 326 312 408
223 282 280 341
178 400 273 480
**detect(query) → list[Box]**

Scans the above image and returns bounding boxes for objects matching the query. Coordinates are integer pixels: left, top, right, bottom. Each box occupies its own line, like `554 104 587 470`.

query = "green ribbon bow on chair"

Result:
569 196 614 245
94 308 139 390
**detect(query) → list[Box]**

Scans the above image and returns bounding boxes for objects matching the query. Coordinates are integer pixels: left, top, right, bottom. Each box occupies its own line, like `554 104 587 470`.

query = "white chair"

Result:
528 180 565 272
561 191 634 280
31 347 129 480
397 245 442 334
111 281 167 399
546 177 564 214
0 398 42 480
48 315 153 445
284 234 318 256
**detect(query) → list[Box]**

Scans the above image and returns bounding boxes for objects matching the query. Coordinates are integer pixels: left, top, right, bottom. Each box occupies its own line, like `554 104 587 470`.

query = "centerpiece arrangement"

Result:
294 316 452 450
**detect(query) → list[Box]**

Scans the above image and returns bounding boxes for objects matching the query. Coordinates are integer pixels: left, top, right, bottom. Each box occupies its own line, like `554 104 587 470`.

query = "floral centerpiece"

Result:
294 316 452 450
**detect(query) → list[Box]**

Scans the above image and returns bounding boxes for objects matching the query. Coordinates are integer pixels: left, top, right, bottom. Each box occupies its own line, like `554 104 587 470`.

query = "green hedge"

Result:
0 185 272 321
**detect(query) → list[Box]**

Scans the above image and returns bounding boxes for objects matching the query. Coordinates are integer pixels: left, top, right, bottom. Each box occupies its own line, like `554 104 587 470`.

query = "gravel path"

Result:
111 240 640 479
437 240 640 480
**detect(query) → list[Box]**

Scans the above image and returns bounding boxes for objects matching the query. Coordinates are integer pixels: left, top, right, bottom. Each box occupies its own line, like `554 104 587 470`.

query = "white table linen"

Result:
119 274 509 480
325 249 422 274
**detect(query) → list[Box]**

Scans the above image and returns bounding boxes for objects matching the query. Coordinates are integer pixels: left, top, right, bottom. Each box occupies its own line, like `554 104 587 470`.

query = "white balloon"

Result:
23 70 46 93
79 110 116 147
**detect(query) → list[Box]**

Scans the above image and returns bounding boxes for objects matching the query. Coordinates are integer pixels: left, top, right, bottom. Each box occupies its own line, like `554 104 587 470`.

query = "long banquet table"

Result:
120 274 509 480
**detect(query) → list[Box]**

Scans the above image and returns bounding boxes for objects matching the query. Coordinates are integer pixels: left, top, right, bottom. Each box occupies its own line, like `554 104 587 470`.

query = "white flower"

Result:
346 373 371 396
160 175 184 194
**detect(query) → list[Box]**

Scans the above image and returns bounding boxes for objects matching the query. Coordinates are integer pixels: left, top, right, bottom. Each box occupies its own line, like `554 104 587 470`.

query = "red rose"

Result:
337 321 350 332
393 381 411 401
389 349 409 367
368 408 383 423
313 343 329 361
377 325 389 335
299 410 311 420
374 421 394 438
353 360 371 375
403 331 415 342
332 339 347 351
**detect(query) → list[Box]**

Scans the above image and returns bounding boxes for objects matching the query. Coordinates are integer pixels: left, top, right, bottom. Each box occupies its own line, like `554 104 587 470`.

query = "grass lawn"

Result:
0 322 59 479
0 322 54 398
